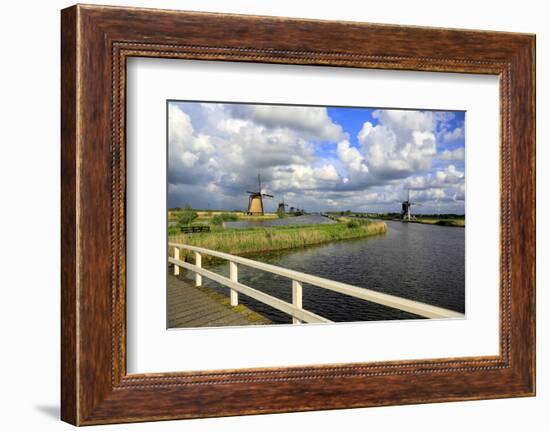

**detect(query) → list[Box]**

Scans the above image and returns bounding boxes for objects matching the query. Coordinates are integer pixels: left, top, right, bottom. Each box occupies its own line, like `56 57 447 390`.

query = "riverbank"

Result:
408 218 465 227
169 220 387 259
369 215 464 228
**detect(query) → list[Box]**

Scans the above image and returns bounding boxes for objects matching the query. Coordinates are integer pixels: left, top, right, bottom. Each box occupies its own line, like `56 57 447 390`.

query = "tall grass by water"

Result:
169 221 387 259
412 218 465 227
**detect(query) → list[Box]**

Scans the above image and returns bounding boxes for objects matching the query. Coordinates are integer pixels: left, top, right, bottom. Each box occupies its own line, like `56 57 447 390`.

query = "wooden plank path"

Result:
167 275 271 328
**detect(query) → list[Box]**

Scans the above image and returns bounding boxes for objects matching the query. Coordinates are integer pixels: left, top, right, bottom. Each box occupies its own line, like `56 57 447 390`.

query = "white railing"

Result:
168 243 464 324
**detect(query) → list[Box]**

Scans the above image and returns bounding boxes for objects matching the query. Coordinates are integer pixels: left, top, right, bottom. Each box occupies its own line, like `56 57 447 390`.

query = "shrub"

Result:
346 220 360 228
276 208 287 219
220 212 238 221
168 225 181 235
210 215 224 226
177 204 198 227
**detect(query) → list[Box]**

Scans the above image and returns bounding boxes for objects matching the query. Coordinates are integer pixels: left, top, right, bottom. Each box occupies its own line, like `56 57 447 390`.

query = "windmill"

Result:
277 197 289 214
246 174 273 216
401 188 417 221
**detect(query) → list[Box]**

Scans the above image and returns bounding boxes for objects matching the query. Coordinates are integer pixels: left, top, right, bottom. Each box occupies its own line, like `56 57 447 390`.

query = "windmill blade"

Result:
262 193 274 198
246 191 257 195
258 173 262 193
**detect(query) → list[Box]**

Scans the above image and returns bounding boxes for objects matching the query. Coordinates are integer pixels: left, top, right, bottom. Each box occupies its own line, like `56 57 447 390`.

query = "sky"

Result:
168 101 465 214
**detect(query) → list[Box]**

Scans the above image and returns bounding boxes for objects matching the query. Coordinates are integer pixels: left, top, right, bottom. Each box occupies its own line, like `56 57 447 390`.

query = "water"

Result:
224 214 336 228
186 220 465 324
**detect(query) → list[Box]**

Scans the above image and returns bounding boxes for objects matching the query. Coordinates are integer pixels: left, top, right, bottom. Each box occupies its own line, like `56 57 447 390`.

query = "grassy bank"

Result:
410 218 465 227
368 213 465 227
169 221 387 259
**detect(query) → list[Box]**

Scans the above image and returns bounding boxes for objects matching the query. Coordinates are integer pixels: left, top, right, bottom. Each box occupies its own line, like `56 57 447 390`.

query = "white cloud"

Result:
270 163 340 192
313 164 340 181
412 188 447 202
169 103 321 193
438 147 465 161
271 165 319 191
337 140 368 174
407 165 464 189
454 183 465 201
357 110 437 177
228 104 344 141
404 165 465 206
442 127 464 143
168 105 217 186
169 103 193 146
435 165 464 184
180 151 199 167
168 102 465 213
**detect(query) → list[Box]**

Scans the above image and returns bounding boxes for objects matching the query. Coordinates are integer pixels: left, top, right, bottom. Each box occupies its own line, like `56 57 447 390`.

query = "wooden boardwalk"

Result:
167 275 271 328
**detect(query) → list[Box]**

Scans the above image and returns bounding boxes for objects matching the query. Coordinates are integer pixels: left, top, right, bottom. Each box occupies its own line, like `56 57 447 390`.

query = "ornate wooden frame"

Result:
61 4 536 425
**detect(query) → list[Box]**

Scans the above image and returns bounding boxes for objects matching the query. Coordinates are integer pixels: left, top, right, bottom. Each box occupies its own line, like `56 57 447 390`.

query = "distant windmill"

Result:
401 188 417 221
246 174 273 216
277 197 289 213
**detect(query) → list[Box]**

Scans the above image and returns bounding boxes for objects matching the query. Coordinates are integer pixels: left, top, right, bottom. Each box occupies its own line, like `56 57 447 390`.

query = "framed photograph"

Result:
165 100 466 330
61 4 535 425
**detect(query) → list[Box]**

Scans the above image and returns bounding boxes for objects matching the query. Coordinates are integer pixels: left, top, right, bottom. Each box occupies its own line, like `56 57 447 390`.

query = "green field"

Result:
357 212 465 228
168 220 387 259
168 209 278 223
410 218 465 227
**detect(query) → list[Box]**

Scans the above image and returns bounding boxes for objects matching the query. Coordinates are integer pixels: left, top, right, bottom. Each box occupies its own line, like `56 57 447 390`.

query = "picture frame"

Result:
61 4 535 425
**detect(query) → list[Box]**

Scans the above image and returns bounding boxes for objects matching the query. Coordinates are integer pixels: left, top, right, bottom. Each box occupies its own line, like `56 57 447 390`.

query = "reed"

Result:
412 218 465 227
169 221 387 259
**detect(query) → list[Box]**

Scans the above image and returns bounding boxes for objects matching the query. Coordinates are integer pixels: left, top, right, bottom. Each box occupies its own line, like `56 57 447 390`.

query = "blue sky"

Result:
168 102 465 214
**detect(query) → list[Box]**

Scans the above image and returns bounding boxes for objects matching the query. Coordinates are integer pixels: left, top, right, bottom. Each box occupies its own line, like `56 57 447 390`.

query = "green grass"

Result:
168 221 387 259
210 212 240 226
168 210 278 222
412 218 465 227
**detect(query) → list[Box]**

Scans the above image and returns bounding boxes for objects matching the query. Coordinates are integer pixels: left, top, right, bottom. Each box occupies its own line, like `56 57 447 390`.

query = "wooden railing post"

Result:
292 280 303 324
194 251 202 286
173 247 180 276
229 261 239 306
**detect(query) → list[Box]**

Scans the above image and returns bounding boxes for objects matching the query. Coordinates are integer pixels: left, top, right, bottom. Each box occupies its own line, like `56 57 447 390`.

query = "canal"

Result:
187 219 465 324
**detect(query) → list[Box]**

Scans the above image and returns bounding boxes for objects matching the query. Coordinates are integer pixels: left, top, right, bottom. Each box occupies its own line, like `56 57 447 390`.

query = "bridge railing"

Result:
168 243 464 324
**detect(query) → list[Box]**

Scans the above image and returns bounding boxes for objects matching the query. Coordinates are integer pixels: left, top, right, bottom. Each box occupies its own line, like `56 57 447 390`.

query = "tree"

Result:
276 207 287 219
210 215 223 226
177 203 198 227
